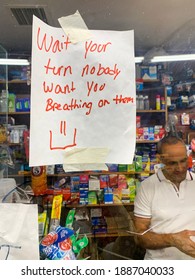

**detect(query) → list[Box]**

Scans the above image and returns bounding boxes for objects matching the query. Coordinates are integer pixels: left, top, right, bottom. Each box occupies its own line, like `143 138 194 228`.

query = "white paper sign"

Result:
0 203 39 260
30 16 136 167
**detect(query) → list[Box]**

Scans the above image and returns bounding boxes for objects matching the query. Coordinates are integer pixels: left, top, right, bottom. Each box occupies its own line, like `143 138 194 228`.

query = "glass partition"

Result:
1 2 195 261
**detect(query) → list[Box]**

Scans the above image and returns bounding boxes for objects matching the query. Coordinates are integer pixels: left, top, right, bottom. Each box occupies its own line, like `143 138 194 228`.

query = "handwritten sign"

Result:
0 203 39 260
29 16 136 167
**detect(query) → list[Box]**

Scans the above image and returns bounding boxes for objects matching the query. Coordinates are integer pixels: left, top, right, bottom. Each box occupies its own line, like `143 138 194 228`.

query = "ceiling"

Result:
0 0 195 58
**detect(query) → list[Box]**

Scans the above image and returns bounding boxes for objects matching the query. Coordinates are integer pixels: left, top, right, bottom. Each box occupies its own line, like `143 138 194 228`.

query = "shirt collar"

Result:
156 168 193 182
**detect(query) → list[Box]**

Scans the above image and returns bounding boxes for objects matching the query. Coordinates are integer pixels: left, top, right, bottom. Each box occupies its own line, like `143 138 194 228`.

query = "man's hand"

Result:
172 230 195 257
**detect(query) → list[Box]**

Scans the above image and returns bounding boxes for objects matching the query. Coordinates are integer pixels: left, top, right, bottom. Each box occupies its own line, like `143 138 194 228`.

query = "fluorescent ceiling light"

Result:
135 56 144 63
151 54 195 63
0 59 30 65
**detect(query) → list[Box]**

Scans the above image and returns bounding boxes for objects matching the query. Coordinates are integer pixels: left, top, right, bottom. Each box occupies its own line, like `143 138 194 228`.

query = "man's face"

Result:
160 142 188 184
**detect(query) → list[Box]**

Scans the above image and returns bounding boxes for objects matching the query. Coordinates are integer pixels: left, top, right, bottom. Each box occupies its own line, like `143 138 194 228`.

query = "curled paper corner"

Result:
58 10 92 44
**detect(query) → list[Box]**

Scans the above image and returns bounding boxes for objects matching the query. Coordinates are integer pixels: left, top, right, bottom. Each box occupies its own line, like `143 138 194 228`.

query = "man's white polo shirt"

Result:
134 169 195 259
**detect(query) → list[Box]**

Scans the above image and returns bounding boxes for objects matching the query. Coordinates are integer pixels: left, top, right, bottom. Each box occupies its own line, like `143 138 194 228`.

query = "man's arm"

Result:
134 216 173 249
134 215 195 257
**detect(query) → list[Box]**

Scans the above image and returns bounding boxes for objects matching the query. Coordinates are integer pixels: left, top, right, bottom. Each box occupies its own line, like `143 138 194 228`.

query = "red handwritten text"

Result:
113 95 134 104
45 98 93 115
98 99 110 108
87 81 106 96
43 81 76 94
37 27 71 52
44 58 72 76
81 63 120 80
84 40 112 59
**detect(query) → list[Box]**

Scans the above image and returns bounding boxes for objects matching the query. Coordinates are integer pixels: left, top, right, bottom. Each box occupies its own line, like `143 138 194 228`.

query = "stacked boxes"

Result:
89 177 100 191
136 125 165 140
15 97 30 112
141 65 157 80
44 172 142 206
70 176 80 204
104 187 113 204
99 174 109 189
109 174 118 187
55 164 66 174
44 152 161 207
79 175 89 205
91 216 107 234
90 207 107 234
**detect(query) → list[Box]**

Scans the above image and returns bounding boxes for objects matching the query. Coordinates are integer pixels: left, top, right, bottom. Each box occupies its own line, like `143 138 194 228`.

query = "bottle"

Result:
167 96 171 107
156 95 161 110
136 94 140 110
139 95 144 110
161 96 165 109
0 90 8 112
31 166 47 196
13 129 19 143
144 95 150 110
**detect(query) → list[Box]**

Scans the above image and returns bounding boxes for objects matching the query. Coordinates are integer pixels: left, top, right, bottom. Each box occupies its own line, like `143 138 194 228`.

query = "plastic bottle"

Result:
144 95 150 110
139 95 144 110
13 130 19 143
136 95 140 110
161 96 165 109
0 90 8 112
156 95 161 110
10 130 14 143
31 166 47 196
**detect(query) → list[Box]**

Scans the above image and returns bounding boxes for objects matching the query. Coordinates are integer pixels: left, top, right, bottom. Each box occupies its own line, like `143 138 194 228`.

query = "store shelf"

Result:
142 79 160 83
65 202 134 208
0 142 22 146
136 139 160 143
8 173 31 177
47 171 152 176
137 109 166 113
8 170 155 178
0 111 30 115
79 230 132 238
0 80 28 84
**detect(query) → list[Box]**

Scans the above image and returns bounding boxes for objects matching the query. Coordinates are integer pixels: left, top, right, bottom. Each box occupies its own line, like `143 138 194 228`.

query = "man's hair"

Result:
157 135 186 154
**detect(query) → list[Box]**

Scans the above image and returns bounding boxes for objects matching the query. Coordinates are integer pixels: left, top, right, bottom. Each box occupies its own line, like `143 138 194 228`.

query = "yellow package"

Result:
49 194 63 231
38 211 47 237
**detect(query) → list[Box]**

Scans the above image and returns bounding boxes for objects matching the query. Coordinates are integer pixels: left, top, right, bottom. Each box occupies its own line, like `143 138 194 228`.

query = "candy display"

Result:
39 209 88 260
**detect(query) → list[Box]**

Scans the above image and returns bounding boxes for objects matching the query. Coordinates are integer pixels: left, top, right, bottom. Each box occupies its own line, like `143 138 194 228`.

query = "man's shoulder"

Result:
142 172 159 183
140 172 159 190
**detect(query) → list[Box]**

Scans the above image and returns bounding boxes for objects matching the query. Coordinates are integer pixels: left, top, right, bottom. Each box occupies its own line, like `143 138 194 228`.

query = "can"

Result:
156 95 161 110
161 97 165 109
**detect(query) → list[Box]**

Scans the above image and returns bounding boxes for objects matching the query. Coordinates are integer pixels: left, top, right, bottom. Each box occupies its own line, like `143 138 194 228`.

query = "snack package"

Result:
40 226 75 260
38 211 47 238
31 166 47 195
65 209 75 229
49 194 63 232
40 209 88 260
